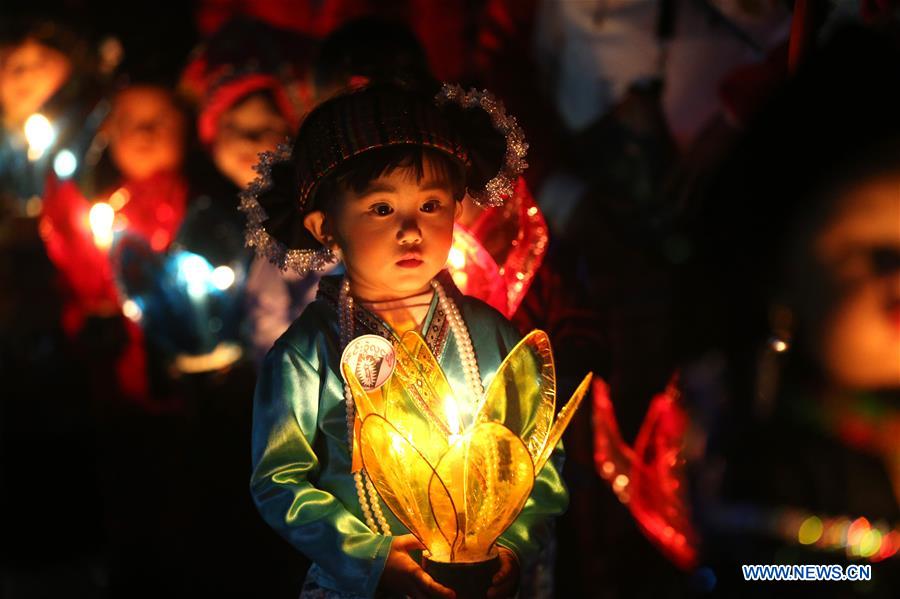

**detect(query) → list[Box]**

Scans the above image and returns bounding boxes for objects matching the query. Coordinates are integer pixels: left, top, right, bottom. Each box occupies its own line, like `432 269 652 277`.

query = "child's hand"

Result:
486 547 519 599
379 534 456 599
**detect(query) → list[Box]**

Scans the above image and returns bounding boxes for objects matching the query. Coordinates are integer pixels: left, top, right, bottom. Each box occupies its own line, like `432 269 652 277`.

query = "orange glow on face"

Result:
108 86 185 181
797 175 900 390
326 158 458 302
212 94 289 188
1 40 71 128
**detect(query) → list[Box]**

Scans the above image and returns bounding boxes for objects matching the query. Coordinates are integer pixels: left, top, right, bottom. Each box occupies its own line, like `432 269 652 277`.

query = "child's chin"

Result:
391 267 439 290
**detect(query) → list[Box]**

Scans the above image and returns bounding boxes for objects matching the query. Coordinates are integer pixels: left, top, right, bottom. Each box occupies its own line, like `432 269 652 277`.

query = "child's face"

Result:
0 39 71 128
107 86 185 182
307 157 462 302
789 173 900 390
212 93 289 188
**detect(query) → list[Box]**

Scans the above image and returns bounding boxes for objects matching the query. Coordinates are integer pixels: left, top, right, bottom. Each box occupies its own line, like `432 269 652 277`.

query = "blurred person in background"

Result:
202 76 296 191
39 83 189 403
90 17 311 596
39 80 194 595
0 19 105 213
0 15 110 598
529 0 789 460
679 22 900 597
140 16 307 380
0 18 105 339
587 13 900 599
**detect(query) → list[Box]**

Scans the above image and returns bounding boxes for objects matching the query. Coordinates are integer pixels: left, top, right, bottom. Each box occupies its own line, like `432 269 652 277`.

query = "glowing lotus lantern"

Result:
342 330 592 574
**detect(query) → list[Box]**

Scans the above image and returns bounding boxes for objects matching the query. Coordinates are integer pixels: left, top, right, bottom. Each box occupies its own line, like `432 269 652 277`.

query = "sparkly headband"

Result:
435 84 529 208
239 83 528 275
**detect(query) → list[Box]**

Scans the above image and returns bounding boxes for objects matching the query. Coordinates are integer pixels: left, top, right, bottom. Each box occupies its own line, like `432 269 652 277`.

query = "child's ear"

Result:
454 200 463 220
303 210 334 248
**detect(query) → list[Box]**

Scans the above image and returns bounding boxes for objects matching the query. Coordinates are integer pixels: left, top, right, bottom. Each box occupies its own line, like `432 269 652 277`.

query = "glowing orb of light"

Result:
177 252 214 298
53 149 78 178
211 265 236 290
89 202 115 249
24 113 55 159
859 529 883 558
122 299 143 322
447 246 466 270
798 516 823 545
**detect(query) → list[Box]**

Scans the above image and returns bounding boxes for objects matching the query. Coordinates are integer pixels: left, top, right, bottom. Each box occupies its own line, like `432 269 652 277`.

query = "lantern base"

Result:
422 555 500 599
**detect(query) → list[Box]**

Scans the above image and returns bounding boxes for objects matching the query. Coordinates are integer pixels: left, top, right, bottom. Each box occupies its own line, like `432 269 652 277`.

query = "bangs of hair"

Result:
311 145 466 212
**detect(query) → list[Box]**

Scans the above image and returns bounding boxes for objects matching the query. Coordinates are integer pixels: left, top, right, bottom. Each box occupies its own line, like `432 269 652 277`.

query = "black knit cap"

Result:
240 82 526 273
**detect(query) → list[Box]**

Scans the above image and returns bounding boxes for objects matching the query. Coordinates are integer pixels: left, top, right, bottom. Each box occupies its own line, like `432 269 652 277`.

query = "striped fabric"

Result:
293 85 470 211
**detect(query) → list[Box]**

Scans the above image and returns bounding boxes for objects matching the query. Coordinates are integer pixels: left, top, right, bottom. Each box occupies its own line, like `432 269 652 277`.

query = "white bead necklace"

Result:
340 276 483 535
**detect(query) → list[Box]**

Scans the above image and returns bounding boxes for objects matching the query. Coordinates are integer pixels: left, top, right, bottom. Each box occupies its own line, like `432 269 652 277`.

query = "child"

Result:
0 19 101 214
682 25 900 596
180 17 305 191
245 84 567 598
142 17 306 373
38 83 189 402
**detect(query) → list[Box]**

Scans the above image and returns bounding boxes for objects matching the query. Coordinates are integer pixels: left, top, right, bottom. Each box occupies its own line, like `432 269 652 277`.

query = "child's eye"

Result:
370 203 393 216
421 200 442 213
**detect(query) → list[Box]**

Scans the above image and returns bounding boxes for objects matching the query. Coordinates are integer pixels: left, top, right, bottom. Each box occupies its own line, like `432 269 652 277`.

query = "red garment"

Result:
40 177 119 331
196 0 372 40
40 171 188 404
41 171 187 327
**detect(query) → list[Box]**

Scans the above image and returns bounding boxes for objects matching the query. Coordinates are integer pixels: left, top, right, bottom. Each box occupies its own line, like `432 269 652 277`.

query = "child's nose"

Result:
397 217 422 244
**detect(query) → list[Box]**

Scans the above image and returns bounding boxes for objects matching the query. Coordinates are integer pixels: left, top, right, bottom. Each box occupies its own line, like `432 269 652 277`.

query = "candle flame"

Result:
24 114 55 160
447 246 466 270
445 394 461 443
89 202 115 249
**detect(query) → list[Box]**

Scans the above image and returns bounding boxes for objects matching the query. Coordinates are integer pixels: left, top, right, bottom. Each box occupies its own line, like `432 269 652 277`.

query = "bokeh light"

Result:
798 516 823 545
24 114 55 160
53 150 78 178
211 265 236 290
89 202 115 249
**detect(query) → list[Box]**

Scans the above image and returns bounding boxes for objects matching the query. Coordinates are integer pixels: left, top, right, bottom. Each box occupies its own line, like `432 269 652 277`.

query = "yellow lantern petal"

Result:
370 333 457 466
534 372 593 474
350 328 590 565
360 414 458 559
430 422 535 562
381 373 452 467
392 331 462 433
477 330 556 462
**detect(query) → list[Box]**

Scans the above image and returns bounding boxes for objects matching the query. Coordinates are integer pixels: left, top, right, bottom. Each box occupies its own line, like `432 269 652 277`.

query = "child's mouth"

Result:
396 258 424 268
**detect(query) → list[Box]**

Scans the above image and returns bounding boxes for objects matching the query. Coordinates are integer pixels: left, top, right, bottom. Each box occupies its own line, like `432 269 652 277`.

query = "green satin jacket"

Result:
250 273 569 597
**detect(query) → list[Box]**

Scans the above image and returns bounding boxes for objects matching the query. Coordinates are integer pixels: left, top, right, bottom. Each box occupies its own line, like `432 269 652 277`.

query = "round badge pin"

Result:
340 334 396 391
